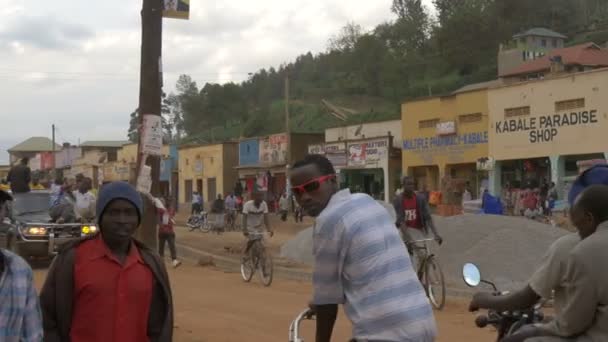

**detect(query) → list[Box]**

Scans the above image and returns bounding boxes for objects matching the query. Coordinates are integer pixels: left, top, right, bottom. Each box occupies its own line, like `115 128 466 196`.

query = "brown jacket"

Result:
40 236 173 342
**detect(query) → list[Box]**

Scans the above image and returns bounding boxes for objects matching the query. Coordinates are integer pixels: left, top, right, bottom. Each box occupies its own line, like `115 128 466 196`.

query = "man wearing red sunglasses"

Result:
291 155 436 342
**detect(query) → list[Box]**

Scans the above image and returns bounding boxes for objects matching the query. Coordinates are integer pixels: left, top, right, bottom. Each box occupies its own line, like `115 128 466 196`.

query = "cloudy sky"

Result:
0 0 434 164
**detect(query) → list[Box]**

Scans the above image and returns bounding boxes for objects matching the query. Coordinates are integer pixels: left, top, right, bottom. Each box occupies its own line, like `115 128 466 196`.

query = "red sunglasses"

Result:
291 174 335 195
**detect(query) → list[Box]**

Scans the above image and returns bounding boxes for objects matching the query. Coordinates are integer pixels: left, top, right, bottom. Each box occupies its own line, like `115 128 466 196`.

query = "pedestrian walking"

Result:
279 192 289 221
0 189 43 342
153 197 181 268
40 181 173 342
7 158 31 194
291 155 437 342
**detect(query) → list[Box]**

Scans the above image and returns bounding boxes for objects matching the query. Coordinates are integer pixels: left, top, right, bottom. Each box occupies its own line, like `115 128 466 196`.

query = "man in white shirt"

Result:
241 191 273 257
73 178 96 222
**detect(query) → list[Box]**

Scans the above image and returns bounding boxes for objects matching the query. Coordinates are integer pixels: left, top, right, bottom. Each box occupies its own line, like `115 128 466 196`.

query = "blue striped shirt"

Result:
312 190 437 341
0 250 43 342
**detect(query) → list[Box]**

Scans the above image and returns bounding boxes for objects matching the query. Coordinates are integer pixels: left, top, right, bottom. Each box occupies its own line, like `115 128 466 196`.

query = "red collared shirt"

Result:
71 236 153 342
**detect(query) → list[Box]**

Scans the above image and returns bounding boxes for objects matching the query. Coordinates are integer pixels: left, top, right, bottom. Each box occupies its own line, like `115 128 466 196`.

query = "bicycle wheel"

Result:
240 250 255 282
200 220 211 233
258 247 274 287
425 256 446 310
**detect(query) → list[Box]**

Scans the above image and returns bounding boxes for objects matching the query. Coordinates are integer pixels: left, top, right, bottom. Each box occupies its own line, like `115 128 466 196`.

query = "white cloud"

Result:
0 0 436 164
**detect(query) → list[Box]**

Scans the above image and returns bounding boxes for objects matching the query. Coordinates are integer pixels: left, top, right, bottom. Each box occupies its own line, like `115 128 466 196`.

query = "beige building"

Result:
310 120 402 202
178 142 238 208
488 67 608 196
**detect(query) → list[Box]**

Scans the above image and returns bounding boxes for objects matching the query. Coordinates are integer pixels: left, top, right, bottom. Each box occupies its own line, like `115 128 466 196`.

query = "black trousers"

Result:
159 232 177 260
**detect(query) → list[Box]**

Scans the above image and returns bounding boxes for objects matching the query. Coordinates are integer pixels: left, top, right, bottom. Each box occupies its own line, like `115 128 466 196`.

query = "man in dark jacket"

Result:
7 158 31 194
40 181 173 342
393 176 443 249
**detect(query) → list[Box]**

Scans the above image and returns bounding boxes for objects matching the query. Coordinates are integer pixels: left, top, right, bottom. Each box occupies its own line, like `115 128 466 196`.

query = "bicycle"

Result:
186 212 210 233
240 231 273 286
405 238 446 310
224 209 238 232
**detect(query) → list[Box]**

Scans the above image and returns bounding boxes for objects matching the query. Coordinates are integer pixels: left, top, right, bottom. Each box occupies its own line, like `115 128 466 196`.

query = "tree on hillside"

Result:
328 22 363 52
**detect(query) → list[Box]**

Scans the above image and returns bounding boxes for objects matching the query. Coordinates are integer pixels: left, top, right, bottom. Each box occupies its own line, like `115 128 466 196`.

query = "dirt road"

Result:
33 262 493 342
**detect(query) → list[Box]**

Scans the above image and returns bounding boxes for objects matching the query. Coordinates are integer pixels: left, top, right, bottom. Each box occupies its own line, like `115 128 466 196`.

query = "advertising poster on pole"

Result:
141 114 163 156
163 0 190 20
137 164 152 194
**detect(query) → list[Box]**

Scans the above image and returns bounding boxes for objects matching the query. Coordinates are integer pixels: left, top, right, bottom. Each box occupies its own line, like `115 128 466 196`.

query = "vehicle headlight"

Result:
82 226 98 234
26 227 47 235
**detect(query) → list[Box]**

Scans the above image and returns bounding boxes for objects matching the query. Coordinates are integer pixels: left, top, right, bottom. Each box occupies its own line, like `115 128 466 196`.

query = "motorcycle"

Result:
463 263 545 341
289 309 315 342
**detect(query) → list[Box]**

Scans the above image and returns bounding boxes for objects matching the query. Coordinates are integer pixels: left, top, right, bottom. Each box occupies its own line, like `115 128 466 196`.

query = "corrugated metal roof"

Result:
513 28 567 39
451 79 503 94
500 43 608 77
79 140 130 148
8 137 61 152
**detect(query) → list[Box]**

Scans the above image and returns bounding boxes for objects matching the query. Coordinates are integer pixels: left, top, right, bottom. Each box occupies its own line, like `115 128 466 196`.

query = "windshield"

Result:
11 191 51 216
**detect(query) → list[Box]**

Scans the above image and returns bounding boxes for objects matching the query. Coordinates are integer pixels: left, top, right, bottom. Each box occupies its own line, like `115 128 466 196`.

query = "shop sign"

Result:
193 160 203 174
163 0 190 20
259 134 288 165
403 131 488 165
436 121 456 136
308 144 324 155
347 139 388 167
325 142 346 154
476 157 495 171
494 109 599 143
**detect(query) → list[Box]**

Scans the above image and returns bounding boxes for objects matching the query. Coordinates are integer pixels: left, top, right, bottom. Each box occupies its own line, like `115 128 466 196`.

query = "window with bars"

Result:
555 98 585 112
419 118 439 129
504 106 531 118
459 113 483 123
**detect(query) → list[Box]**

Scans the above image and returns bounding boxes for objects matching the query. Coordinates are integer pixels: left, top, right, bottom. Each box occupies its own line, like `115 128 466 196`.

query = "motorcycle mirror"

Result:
462 263 481 287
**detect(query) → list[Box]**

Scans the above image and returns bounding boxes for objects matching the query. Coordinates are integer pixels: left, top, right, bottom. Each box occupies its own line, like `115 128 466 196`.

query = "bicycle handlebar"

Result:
289 309 315 342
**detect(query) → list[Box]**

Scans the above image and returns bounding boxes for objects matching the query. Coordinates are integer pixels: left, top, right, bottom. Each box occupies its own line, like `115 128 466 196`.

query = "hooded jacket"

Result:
40 182 173 342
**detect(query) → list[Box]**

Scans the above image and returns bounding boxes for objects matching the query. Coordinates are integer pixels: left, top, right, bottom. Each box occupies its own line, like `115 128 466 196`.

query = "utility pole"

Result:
52 124 56 175
284 71 292 206
136 0 163 196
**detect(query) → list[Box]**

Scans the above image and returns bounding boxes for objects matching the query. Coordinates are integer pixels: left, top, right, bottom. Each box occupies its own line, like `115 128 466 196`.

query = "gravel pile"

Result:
434 214 567 291
280 204 568 293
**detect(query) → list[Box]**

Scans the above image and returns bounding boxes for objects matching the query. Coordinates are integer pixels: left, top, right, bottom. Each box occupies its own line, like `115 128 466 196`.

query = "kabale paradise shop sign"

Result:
495 110 599 143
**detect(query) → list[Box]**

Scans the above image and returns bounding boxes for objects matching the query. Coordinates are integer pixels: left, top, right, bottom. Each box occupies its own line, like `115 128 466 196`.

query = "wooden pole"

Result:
136 0 163 196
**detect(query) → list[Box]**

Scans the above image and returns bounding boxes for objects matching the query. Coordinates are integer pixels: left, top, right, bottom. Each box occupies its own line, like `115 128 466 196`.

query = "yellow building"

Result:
118 143 170 164
401 83 493 201
178 142 238 208
487 68 608 196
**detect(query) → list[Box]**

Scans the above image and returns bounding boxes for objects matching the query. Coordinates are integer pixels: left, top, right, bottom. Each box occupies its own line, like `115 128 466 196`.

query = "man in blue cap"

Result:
40 181 173 342
469 164 608 341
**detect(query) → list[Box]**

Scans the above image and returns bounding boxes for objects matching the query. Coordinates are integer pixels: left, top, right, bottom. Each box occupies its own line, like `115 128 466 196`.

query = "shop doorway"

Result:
501 158 551 189
410 166 440 192
341 168 384 200
185 179 193 202
207 178 217 202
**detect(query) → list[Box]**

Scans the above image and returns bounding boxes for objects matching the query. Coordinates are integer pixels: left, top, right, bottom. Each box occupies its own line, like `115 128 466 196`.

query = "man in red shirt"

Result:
393 176 443 259
40 181 173 342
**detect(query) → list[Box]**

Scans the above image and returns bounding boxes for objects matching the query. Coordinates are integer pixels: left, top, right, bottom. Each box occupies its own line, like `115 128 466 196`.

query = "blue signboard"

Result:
239 139 259 166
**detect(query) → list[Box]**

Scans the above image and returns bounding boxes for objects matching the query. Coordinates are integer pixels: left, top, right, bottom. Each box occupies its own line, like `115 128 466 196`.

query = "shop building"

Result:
309 120 402 202
401 85 491 203
236 133 323 203
488 67 608 198
178 142 238 210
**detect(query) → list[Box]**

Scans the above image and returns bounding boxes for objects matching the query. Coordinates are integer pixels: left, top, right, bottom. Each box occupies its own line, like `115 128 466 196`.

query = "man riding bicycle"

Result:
242 191 273 259
393 176 443 258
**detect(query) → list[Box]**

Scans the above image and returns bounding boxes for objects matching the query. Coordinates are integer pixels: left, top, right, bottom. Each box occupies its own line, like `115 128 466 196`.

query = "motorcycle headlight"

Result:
82 226 98 235
25 227 47 235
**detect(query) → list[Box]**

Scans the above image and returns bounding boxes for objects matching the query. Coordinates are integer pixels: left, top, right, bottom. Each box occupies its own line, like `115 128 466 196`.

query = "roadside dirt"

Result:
33 262 494 341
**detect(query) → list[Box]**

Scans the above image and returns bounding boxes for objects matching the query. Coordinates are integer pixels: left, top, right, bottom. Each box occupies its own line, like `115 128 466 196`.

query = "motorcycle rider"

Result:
469 164 608 342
